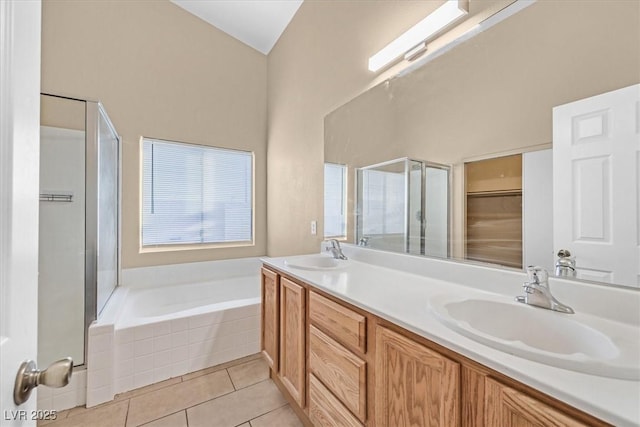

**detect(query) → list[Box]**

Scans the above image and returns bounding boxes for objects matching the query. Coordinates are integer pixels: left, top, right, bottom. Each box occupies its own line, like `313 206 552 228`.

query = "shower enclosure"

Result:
356 158 450 257
39 94 120 368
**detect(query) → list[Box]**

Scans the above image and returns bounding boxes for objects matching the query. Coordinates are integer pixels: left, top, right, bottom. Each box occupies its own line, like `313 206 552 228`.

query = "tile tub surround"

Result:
38 355 303 427
87 300 261 407
86 258 263 408
37 368 87 413
264 245 640 426
113 304 260 393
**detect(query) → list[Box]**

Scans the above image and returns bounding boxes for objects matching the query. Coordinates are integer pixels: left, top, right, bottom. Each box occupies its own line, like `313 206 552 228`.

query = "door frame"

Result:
0 0 42 421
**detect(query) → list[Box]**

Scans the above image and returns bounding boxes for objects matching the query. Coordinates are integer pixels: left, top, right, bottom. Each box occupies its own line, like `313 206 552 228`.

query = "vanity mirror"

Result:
324 0 640 288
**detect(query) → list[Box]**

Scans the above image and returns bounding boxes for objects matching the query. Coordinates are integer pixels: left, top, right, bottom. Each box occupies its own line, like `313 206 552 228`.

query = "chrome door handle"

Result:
14 357 73 405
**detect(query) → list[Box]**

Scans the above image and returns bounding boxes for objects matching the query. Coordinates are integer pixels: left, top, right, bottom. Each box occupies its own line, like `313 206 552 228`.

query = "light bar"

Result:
368 0 469 72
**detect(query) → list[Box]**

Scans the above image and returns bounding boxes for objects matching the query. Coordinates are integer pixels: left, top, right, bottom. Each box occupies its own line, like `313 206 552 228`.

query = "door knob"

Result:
13 357 73 405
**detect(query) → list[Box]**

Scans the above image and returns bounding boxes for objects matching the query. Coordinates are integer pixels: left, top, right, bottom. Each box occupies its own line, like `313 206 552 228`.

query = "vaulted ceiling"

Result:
170 0 304 54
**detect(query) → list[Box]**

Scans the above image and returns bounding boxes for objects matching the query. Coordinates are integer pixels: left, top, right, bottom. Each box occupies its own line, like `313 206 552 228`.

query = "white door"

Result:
553 84 640 287
523 149 553 272
0 0 41 425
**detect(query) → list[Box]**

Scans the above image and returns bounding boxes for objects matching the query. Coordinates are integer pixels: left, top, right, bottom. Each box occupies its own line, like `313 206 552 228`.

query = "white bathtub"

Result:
86 258 262 407
117 276 260 326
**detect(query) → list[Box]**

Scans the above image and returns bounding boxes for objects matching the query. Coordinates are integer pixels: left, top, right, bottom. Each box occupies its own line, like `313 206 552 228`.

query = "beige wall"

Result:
323 0 640 258
42 0 640 265
41 0 267 268
266 0 513 257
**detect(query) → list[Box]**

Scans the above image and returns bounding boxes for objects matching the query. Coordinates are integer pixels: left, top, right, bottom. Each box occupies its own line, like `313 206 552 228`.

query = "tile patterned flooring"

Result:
39 354 303 427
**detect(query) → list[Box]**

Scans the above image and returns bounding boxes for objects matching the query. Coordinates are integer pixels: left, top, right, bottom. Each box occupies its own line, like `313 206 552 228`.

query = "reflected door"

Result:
553 84 640 286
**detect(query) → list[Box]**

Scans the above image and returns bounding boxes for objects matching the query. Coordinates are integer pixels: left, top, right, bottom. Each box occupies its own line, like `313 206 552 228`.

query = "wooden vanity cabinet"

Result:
308 290 368 424
260 267 279 370
308 291 366 354
260 268 306 408
279 277 306 407
261 265 610 427
484 377 589 427
309 374 363 427
375 325 460 426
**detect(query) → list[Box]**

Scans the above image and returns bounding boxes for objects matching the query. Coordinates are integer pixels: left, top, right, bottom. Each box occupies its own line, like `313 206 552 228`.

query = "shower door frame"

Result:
40 93 121 368
85 100 121 365
355 157 452 257
422 160 453 258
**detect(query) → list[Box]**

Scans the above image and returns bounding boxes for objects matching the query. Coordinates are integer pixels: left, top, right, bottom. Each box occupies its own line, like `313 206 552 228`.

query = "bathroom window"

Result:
324 163 347 238
141 138 253 247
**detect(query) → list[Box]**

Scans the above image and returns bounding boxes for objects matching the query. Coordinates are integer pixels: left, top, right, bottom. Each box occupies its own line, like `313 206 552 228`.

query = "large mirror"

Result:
324 0 640 288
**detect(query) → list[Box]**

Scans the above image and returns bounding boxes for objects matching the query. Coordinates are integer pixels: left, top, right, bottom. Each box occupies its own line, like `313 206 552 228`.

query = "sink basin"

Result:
428 294 640 380
284 255 350 271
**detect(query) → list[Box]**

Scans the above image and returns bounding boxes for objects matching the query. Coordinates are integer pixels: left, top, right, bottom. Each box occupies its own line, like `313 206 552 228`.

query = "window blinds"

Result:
324 163 347 238
142 139 253 246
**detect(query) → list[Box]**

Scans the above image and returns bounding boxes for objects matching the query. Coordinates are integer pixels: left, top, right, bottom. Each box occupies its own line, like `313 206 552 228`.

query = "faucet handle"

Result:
526 266 548 285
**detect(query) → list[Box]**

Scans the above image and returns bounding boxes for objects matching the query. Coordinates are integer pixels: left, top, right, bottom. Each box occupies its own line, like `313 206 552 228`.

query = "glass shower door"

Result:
356 159 408 254
95 105 119 315
39 95 87 367
424 165 449 258
356 158 450 257
39 96 120 370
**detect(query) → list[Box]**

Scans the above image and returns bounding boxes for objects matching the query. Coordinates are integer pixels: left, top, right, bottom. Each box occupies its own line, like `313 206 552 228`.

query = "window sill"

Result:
139 241 255 254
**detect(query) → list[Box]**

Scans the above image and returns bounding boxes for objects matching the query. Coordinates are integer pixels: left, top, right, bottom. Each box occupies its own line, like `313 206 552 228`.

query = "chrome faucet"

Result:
325 239 348 260
555 249 577 278
515 266 574 314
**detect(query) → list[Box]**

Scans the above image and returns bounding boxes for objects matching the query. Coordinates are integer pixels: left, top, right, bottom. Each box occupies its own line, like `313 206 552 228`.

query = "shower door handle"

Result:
13 357 73 405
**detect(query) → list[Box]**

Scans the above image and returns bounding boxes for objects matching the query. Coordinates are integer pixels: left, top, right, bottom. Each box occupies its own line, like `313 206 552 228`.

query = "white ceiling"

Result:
171 0 303 55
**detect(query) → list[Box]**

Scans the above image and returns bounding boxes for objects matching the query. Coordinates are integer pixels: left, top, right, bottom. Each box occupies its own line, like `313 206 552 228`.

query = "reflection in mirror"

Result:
324 0 639 289
324 163 347 239
552 85 639 287
356 158 449 257
465 154 522 269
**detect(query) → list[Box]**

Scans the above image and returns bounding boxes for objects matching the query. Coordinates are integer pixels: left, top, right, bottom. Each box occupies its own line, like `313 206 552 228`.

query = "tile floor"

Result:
39 354 303 427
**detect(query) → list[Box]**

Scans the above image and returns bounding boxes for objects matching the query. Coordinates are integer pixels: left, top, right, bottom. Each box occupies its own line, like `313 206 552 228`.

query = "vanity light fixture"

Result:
368 0 469 72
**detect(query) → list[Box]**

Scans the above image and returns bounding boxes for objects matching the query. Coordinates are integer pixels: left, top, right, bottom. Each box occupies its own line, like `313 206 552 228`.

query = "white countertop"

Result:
262 246 640 427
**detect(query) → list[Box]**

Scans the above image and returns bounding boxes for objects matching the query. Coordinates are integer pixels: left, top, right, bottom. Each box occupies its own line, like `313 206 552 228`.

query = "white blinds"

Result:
360 169 404 235
142 138 253 246
324 163 347 238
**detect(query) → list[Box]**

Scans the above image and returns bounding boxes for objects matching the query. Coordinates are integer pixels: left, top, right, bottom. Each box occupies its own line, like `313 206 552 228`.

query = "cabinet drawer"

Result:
309 325 366 422
309 291 366 353
309 374 363 427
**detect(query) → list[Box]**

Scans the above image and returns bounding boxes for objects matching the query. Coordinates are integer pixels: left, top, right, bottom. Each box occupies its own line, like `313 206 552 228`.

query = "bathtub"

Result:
86 258 262 407
117 276 260 326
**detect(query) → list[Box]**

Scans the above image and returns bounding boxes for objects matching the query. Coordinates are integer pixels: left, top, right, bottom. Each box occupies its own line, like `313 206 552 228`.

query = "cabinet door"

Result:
375 326 460 427
485 378 588 427
261 268 279 370
280 277 306 407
